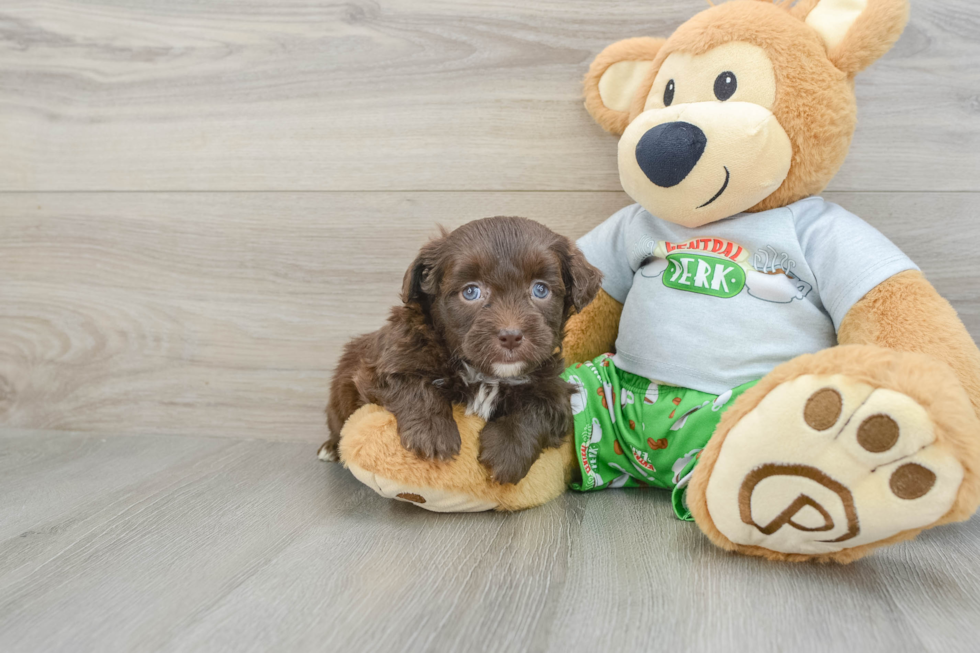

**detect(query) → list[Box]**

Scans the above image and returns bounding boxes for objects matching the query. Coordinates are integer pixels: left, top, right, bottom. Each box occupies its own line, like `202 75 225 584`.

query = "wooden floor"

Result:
2 0 980 650
1 429 979 653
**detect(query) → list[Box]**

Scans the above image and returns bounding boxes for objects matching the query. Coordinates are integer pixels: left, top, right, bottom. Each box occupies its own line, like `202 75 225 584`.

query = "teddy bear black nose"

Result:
635 121 707 188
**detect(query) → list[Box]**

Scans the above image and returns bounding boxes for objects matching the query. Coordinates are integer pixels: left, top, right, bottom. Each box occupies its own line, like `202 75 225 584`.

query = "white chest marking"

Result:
466 382 501 421
458 362 530 421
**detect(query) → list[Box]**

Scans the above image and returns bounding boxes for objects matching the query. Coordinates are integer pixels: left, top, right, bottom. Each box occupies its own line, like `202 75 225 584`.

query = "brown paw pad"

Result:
396 493 426 504
803 388 842 431
856 414 899 453
889 463 936 500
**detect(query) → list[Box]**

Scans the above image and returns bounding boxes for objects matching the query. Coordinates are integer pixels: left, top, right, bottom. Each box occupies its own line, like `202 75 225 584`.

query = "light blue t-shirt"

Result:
577 197 917 394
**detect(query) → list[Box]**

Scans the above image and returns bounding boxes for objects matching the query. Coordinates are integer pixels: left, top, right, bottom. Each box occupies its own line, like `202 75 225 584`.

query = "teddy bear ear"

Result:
792 0 910 76
584 37 666 135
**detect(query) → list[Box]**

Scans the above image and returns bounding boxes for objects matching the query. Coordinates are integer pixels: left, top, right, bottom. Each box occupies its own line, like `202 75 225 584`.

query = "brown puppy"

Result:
319 216 602 484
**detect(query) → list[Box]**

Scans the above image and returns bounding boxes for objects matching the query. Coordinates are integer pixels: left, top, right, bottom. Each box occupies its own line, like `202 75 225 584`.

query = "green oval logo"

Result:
663 253 745 298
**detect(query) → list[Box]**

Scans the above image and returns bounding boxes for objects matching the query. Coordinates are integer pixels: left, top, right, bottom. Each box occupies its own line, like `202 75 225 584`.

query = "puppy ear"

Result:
400 255 428 305
560 241 603 313
793 0 909 75
400 233 446 305
584 37 666 135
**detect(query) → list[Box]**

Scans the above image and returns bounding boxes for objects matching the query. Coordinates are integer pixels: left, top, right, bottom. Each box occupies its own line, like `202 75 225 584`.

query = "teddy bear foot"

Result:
345 462 500 512
705 375 963 557
690 347 980 563
334 404 574 513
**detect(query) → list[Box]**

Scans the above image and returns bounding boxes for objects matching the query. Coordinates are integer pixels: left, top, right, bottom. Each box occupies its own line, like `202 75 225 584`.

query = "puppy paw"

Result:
317 439 339 462
479 422 536 485
399 416 461 461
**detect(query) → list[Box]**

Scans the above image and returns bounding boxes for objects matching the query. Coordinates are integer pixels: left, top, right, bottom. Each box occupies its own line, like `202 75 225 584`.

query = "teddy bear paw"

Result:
704 374 965 556
346 461 500 513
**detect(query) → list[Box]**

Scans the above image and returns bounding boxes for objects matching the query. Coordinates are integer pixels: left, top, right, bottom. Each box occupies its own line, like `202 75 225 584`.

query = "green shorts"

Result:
561 354 756 521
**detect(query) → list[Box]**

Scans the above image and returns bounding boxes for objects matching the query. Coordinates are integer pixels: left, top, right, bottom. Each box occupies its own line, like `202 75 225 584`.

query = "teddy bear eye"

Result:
663 79 675 107
714 71 737 101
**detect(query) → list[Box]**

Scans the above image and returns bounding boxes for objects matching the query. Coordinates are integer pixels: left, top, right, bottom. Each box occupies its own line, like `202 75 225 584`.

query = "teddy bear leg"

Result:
335 404 575 512
687 345 980 563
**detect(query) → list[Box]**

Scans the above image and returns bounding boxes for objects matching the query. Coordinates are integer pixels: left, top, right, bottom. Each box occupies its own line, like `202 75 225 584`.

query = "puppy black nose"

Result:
497 329 524 351
635 121 707 188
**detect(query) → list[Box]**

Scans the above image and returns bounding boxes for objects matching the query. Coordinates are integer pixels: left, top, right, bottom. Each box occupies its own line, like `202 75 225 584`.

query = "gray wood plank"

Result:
1 430 978 652
0 431 237 597
0 429 231 542
0 0 977 192
547 491 980 652
163 492 583 653
0 431 371 652
1 191 978 442
869 521 980 653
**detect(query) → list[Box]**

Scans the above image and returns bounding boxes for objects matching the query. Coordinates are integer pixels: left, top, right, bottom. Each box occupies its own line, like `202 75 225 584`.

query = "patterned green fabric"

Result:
562 354 757 520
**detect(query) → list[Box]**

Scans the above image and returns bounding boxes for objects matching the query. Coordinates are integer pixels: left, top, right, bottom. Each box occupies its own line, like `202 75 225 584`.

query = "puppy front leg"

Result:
380 376 461 461
480 384 573 484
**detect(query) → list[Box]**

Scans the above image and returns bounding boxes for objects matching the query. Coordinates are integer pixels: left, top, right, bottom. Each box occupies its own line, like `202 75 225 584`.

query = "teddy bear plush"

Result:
331 0 980 563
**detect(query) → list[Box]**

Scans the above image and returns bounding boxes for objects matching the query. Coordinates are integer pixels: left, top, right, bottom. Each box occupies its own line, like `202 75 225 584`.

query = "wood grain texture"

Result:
0 0 978 191
2 1 979 650
2 191 978 442
0 430 979 653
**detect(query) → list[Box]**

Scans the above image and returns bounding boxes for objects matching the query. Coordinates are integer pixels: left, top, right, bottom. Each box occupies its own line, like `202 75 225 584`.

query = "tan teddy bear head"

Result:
584 0 909 227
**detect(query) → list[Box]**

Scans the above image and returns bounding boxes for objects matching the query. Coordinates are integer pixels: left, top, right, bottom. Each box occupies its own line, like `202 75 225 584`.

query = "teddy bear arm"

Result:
838 270 980 417
562 288 623 365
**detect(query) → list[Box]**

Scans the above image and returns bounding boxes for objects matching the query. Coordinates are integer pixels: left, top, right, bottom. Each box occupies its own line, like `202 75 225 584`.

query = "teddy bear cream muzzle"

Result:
618 102 792 228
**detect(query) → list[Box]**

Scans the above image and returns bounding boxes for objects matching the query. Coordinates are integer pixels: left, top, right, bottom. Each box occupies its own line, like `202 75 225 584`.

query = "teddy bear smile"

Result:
696 166 730 209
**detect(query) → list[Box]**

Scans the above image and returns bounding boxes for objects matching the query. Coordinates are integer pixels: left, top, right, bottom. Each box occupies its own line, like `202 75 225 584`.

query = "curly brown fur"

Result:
320 217 602 484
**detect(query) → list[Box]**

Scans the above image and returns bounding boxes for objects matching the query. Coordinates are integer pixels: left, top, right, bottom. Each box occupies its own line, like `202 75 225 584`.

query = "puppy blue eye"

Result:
462 284 482 301
532 282 550 299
